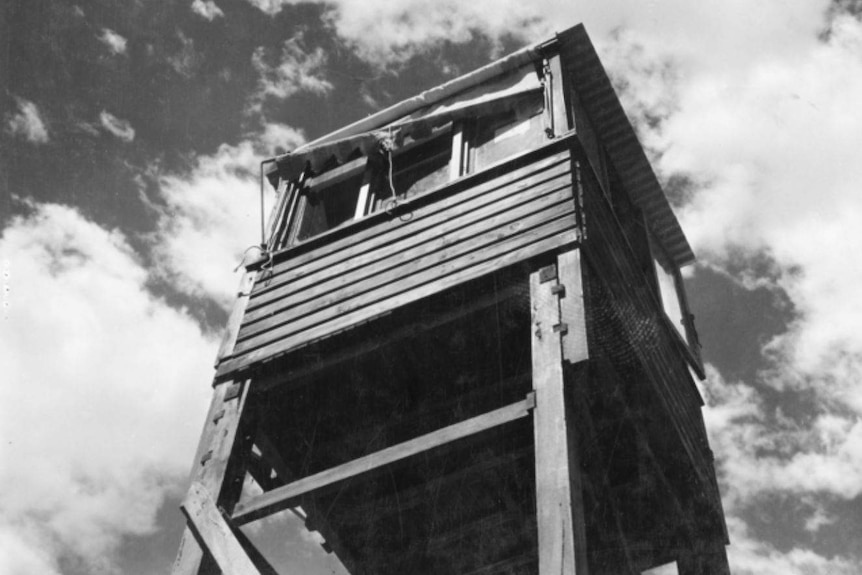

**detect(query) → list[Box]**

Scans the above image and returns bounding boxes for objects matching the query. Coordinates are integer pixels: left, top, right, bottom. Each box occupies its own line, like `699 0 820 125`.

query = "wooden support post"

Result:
181 482 263 575
254 430 365 575
233 395 535 525
530 249 589 575
172 379 255 575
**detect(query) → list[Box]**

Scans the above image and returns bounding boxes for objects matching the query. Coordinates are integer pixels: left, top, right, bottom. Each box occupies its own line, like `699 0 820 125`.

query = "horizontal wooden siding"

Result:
216 147 578 379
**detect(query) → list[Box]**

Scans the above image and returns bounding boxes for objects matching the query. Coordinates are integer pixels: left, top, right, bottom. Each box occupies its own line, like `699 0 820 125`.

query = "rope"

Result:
383 126 399 216
234 245 273 286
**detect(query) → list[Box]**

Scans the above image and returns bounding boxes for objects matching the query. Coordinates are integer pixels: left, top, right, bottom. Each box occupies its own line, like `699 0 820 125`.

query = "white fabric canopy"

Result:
273 63 543 181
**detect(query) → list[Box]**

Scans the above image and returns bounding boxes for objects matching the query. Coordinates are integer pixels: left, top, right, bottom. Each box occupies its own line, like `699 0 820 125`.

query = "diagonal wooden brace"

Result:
181 482 262 575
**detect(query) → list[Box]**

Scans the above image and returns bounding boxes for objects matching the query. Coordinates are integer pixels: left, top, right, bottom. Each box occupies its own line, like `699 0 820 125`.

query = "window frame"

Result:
276 62 557 249
648 234 702 367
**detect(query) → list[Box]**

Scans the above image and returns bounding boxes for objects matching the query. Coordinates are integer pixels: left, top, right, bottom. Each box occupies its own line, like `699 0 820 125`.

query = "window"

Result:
465 92 546 174
653 250 686 341
370 126 452 212
287 157 367 245
650 240 700 359
275 66 553 248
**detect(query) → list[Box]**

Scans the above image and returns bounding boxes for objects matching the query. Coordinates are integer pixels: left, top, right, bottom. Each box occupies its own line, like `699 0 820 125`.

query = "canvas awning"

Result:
271 62 544 183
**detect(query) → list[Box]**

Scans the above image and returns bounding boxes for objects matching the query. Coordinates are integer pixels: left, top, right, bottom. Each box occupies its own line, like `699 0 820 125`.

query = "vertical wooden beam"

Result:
181 482 263 575
547 54 571 136
172 379 254 575
557 249 589 364
217 272 258 364
530 250 589 575
450 124 465 180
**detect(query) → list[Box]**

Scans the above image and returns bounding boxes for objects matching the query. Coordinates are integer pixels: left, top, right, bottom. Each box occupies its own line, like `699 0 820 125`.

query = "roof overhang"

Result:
275 24 695 267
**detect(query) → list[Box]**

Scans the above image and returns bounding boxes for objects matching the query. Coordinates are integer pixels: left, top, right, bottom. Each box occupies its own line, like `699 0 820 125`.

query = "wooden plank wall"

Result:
574 146 716 502
216 146 578 379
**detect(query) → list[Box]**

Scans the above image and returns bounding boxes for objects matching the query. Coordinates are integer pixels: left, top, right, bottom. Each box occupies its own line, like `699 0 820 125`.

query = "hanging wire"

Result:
233 157 278 286
383 126 399 216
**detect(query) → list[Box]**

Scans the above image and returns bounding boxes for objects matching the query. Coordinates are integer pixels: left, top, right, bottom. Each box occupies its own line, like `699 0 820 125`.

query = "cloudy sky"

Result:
2 1 862 574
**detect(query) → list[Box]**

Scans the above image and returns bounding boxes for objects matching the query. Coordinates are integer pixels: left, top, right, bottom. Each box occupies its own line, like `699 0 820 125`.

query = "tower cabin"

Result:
173 24 730 575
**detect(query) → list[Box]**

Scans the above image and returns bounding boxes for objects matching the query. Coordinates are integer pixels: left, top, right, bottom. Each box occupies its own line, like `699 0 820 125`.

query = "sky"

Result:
1 0 862 574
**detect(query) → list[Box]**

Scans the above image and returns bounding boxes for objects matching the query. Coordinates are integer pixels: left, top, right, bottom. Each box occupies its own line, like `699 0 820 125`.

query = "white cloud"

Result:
6 98 49 144
151 126 304 309
191 0 224 20
99 110 136 142
99 28 128 55
250 36 332 111
245 0 291 15
0 203 215 574
698 366 862 573
724 516 858 575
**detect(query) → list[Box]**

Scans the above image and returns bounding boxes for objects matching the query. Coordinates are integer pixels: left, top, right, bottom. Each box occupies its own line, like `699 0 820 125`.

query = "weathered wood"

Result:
530 265 588 575
172 380 252 575
235 211 575 354
253 430 364 575
253 280 523 392
181 482 262 575
450 124 465 179
232 394 536 525
218 226 578 377
548 54 571 136
557 249 589 363
306 155 367 188
239 188 574 339
249 153 572 302
244 169 572 317
216 271 257 363
251 149 572 291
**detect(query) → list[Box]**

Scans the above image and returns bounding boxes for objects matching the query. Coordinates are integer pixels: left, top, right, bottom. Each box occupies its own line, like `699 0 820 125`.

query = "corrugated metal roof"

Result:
558 25 696 267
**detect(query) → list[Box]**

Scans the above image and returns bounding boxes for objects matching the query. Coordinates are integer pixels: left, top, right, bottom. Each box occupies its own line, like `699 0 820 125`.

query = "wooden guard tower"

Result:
172 24 730 575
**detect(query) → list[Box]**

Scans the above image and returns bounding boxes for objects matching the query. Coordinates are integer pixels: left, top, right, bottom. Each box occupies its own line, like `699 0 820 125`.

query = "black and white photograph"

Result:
2 1 861 574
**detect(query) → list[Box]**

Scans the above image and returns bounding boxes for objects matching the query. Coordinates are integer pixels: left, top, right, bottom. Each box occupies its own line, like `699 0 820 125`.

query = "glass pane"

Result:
295 174 362 242
374 135 450 211
653 255 686 341
472 93 545 172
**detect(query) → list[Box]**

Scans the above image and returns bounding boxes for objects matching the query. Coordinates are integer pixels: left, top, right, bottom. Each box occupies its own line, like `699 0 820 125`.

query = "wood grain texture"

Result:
530 266 588 575
180 482 262 575
217 225 578 378
215 146 579 379
249 151 572 299
172 381 252 575
238 190 574 341
244 170 572 318
557 249 589 363
216 271 257 363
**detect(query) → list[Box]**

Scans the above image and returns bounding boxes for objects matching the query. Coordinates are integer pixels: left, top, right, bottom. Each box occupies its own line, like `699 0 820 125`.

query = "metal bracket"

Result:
553 323 569 335
550 284 566 297
539 264 557 283
212 409 225 424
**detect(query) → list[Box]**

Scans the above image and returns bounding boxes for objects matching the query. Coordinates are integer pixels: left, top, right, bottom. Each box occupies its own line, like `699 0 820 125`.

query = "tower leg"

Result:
172 379 255 575
530 249 590 575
